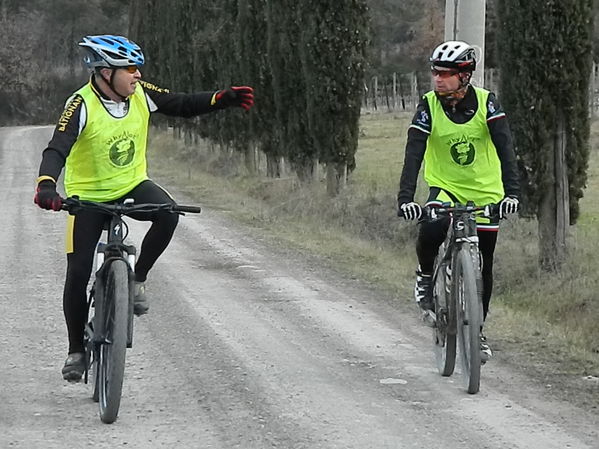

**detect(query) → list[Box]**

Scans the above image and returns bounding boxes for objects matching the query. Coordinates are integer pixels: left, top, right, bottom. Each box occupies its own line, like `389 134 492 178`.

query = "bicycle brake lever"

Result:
61 196 81 213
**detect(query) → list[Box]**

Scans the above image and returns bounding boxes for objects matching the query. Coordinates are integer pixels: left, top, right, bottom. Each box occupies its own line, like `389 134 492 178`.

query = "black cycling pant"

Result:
63 180 179 354
416 217 498 322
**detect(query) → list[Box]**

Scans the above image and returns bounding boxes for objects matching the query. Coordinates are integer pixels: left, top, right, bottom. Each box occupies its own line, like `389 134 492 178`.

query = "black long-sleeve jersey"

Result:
397 85 520 205
39 76 219 181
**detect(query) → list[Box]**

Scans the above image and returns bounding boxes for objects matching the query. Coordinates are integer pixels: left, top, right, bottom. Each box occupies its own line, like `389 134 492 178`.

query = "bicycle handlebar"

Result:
423 202 499 220
61 197 202 216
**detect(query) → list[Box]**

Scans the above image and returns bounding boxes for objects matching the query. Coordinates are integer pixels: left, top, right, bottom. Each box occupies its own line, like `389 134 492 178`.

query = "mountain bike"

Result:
424 202 499 394
61 196 202 424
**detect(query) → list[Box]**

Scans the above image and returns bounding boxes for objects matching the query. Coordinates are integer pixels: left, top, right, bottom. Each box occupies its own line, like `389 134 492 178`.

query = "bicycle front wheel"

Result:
455 248 483 394
98 259 129 423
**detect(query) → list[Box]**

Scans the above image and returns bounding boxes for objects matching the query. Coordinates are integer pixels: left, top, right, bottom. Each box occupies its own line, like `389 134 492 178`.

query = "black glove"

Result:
34 179 62 211
398 202 422 220
213 86 254 111
499 196 519 219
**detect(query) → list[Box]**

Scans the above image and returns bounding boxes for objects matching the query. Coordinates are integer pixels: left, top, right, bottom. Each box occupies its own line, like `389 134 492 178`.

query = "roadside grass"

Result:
147 111 599 387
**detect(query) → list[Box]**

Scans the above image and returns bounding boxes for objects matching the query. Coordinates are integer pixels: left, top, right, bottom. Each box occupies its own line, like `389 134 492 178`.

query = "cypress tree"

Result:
497 0 593 270
299 0 369 194
241 0 282 177
266 0 315 182
232 0 277 174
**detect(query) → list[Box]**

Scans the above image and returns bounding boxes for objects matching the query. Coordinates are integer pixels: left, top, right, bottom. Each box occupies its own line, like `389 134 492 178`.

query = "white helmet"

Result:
430 41 476 72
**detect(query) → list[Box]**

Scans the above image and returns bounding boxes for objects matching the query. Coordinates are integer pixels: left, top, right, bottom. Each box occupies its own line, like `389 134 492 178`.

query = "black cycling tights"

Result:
416 218 499 322
64 180 179 354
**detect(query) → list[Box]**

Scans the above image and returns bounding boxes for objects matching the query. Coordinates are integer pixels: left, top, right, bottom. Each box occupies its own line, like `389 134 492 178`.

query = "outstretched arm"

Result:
141 81 254 117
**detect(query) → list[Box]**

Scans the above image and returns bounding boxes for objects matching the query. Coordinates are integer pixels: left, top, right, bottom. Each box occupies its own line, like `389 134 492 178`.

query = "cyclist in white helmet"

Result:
397 40 520 362
34 35 255 381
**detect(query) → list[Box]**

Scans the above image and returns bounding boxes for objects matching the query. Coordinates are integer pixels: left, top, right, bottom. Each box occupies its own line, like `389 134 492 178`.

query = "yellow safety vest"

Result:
64 82 150 202
423 87 504 205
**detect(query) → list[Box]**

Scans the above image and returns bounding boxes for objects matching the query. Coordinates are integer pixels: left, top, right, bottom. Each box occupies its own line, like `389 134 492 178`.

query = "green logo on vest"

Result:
109 138 135 166
450 140 475 166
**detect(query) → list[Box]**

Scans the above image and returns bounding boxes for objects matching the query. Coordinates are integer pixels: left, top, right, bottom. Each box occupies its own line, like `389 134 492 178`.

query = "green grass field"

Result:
148 111 599 397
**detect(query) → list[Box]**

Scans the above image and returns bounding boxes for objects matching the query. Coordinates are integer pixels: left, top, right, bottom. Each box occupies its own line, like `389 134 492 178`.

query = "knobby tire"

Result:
456 248 482 394
98 259 129 423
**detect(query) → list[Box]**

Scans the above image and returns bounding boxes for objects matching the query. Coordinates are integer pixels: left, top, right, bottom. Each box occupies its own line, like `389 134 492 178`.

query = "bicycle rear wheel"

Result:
433 261 456 376
98 259 129 423
455 248 483 394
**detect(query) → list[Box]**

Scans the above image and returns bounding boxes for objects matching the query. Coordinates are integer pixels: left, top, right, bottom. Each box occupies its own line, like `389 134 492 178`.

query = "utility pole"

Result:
444 0 486 87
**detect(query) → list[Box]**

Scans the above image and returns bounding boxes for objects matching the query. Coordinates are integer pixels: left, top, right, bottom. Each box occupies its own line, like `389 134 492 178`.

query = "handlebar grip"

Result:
173 204 202 214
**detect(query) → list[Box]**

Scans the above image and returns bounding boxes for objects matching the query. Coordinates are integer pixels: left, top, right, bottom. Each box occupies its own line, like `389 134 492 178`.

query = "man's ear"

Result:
98 67 113 82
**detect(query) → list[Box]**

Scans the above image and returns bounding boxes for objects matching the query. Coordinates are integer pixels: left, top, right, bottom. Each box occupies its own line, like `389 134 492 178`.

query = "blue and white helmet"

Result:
79 35 145 69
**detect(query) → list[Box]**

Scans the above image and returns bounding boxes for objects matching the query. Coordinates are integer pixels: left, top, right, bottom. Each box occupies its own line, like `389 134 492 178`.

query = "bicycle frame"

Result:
92 212 137 350
432 206 481 325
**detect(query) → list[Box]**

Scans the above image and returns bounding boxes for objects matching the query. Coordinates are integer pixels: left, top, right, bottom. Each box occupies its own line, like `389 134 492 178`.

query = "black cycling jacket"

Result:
397 85 520 205
39 76 218 181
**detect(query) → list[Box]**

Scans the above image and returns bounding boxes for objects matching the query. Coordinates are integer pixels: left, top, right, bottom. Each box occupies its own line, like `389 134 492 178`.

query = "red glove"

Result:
214 86 254 111
34 179 62 211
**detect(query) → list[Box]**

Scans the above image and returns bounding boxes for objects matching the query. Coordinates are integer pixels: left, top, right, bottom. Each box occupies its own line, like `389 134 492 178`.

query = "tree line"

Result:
129 0 369 194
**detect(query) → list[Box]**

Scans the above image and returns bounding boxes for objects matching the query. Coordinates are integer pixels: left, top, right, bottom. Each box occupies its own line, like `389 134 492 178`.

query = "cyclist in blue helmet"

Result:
34 34 255 382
